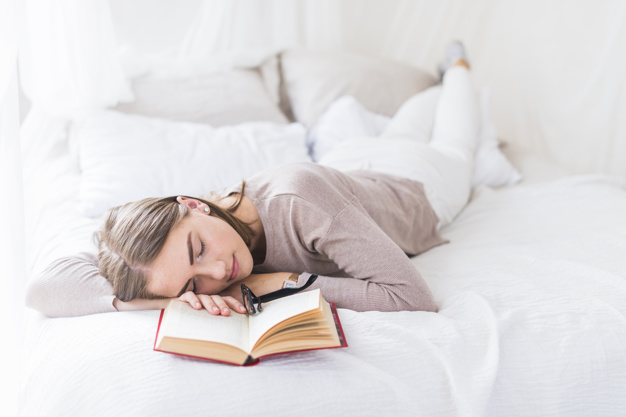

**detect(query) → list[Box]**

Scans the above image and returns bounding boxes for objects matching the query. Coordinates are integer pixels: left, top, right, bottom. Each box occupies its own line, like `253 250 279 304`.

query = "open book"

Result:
154 289 347 366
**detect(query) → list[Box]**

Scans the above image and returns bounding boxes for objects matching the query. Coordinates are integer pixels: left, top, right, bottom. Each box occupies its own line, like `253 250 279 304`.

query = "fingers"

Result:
178 291 203 310
207 294 230 316
207 295 247 315
178 291 246 315
224 296 248 315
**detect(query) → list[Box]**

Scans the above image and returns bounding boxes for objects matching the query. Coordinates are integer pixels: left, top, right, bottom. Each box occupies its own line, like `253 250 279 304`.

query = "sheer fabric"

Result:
110 0 344 77
19 0 132 118
1 0 25 414
0 68 23 417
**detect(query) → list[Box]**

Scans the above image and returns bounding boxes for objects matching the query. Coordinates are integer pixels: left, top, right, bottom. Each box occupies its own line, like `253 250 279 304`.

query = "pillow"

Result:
313 88 522 189
471 87 523 188
70 110 311 218
307 96 390 161
280 48 437 128
112 62 288 127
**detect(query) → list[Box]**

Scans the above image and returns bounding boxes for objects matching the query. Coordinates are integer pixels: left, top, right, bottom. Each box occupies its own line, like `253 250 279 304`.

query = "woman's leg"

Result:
319 48 480 228
430 64 479 159
422 63 480 228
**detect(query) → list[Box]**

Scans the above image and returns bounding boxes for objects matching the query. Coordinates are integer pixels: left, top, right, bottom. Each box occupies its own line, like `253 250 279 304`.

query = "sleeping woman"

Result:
27 42 480 317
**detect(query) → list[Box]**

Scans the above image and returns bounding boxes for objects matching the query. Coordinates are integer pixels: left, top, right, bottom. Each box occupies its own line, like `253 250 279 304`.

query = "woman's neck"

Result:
219 195 266 264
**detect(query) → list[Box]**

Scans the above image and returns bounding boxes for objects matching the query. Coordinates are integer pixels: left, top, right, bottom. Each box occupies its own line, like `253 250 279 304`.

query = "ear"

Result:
176 196 210 214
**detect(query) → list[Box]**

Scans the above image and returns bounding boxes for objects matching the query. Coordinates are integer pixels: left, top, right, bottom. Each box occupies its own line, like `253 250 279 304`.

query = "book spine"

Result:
243 355 260 366
153 309 166 352
331 303 348 348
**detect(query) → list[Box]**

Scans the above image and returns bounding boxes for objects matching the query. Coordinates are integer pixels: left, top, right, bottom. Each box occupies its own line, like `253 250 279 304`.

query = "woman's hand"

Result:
169 272 295 316
114 293 247 316
178 291 247 316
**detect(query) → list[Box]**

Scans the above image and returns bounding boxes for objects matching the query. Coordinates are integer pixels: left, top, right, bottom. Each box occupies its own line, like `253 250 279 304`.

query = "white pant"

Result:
322 67 480 228
383 67 479 228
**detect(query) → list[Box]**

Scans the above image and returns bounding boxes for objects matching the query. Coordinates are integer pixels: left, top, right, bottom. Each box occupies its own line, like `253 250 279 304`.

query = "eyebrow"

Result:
187 232 194 266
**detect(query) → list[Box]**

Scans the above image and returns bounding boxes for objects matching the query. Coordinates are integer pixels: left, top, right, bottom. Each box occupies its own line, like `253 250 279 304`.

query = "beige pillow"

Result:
280 49 437 128
113 62 288 127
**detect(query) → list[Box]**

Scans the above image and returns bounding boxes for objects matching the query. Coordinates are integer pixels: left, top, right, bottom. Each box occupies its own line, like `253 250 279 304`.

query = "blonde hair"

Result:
94 185 253 302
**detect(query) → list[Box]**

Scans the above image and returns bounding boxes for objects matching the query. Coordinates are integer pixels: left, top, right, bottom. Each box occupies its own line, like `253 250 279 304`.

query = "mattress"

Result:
19 115 626 416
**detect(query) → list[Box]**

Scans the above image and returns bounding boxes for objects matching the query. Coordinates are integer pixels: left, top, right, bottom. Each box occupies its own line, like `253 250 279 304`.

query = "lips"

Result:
229 254 239 281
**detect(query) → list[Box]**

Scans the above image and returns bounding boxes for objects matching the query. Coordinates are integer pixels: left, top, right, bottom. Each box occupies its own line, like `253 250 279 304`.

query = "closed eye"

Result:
198 239 206 261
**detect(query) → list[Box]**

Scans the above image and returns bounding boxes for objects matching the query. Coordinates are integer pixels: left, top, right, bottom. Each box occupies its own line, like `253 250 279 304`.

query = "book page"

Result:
248 289 321 347
163 301 250 352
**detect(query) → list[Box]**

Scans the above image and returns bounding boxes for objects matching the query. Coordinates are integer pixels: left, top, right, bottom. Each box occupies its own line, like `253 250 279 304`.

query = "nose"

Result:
193 260 228 295
206 260 228 281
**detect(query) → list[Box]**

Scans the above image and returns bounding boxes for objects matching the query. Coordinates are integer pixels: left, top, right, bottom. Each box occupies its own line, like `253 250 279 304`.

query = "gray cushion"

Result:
280 48 438 128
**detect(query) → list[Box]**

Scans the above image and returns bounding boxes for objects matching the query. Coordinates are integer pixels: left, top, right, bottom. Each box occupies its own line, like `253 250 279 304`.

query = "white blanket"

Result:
19 174 626 417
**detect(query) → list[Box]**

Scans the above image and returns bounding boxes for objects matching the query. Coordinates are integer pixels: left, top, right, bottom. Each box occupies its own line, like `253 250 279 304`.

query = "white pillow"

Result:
112 64 288 127
71 110 311 218
471 88 523 188
307 96 390 161
312 88 522 189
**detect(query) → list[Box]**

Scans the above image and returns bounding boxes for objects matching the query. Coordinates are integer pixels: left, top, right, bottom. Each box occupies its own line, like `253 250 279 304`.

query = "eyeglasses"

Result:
240 274 319 316
241 284 263 315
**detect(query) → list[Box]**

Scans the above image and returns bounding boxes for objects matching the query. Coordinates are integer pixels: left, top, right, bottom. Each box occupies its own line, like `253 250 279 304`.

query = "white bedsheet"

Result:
19 168 626 416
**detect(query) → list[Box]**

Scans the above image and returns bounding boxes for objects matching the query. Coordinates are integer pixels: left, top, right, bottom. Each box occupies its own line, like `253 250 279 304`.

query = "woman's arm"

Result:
26 252 118 317
298 203 438 313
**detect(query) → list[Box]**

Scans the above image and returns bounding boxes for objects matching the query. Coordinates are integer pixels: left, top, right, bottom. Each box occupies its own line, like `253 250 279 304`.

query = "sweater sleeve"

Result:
26 252 117 317
296 200 437 313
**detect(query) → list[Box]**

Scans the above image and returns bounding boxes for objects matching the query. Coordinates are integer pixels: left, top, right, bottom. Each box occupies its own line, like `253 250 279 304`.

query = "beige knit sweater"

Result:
27 163 446 317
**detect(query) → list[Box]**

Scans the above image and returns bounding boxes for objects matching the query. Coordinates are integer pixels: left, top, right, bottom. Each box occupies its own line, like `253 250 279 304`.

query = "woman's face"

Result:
146 200 254 299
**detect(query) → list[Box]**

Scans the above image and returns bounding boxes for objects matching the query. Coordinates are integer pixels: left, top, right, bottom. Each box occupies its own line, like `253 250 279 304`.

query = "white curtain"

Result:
19 0 132 119
13 3 134 412
110 0 344 77
0 0 25 414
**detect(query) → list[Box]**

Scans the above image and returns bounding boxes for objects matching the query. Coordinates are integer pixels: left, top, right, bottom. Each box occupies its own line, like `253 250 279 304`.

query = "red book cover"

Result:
153 302 348 366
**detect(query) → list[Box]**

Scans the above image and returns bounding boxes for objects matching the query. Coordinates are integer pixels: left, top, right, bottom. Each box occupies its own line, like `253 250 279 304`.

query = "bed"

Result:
19 49 626 417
